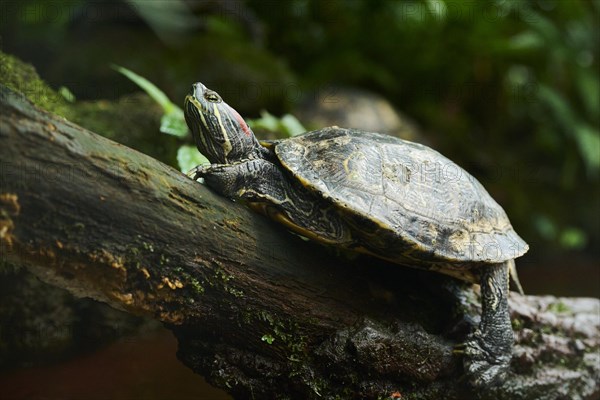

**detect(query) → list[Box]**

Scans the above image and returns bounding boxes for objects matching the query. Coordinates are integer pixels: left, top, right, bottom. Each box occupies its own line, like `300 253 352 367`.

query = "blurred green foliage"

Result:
113 64 306 171
247 111 307 137
247 0 600 255
113 65 188 138
177 145 209 174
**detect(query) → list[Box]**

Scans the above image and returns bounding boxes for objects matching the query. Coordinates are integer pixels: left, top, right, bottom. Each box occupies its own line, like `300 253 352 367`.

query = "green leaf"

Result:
261 334 275 345
124 0 197 44
280 114 306 137
522 9 561 43
426 0 447 21
247 111 306 138
112 64 171 109
573 124 600 173
248 110 280 132
176 145 210 174
508 31 544 51
205 15 245 39
575 67 600 121
538 85 575 127
58 86 76 103
391 1 427 24
533 214 557 240
537 84 599 172
160 112 188 137
559 227 587 250
112 64 188 138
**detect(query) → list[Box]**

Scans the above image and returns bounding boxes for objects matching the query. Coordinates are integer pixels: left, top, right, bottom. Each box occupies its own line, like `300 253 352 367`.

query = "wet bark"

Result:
1 84 598 400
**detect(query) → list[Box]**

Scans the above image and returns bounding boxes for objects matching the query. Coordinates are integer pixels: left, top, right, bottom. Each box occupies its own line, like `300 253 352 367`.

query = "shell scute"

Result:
275 127 528 265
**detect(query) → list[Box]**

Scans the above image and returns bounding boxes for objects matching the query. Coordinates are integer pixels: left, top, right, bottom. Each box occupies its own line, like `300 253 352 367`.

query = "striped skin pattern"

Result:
184 83 265 164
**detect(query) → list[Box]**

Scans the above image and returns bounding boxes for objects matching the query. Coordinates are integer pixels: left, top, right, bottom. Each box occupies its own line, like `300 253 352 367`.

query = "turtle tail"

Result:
508 259 524 295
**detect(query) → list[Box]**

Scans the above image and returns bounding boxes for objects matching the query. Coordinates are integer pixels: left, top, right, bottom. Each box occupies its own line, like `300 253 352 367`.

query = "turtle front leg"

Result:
190 159 351 244
462 261 513 387
189 159 289 200
187 164 210 181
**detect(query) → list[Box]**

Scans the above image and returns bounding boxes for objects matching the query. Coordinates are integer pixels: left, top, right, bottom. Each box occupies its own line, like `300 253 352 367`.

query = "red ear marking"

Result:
226 104 252 137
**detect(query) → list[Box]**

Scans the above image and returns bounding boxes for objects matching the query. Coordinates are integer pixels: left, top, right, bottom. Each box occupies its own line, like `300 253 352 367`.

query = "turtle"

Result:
293 86 423 142
183 82 529 387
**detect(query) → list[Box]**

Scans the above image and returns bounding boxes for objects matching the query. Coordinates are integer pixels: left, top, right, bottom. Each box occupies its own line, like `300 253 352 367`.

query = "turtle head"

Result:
184 82 262 163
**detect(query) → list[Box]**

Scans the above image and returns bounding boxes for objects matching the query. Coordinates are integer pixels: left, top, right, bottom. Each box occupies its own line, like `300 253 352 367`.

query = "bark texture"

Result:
1 85 598 400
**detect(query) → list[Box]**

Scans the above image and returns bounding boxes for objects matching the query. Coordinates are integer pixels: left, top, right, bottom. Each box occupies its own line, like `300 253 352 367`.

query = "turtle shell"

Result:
274 127 528 267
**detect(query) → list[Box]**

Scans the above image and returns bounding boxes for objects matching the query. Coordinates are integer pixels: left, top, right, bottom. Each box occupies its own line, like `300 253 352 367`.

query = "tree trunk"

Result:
1 84 598 400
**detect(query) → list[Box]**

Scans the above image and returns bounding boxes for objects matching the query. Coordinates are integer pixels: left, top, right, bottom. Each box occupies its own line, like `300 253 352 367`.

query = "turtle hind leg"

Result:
462 261 513 387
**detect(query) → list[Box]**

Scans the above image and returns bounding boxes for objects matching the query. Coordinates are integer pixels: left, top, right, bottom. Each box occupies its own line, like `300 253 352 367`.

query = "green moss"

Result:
512 318 523 330
141 242 154 252
547 300 571 314
212 266 245 298
188 277 205 295
159 254 170 265
214 267 233 283
168 266 206 295
68 94 180 167
0 50 71 118
164 264 244 299
227 287 244 297
0 51 179 168
540 325 555 335
176 271 205 295
261 334 275 344
256 310 308 364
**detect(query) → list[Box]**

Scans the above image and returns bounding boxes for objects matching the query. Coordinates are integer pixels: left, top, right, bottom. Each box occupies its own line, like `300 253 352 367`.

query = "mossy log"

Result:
1 85 598 400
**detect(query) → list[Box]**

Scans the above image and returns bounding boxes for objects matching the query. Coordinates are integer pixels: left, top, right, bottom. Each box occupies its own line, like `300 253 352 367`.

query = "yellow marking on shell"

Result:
342 156 351 174
342 151 362 180
213 103 233 158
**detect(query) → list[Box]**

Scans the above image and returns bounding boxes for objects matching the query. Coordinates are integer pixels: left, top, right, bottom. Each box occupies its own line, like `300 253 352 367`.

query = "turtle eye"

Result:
204 91 221 103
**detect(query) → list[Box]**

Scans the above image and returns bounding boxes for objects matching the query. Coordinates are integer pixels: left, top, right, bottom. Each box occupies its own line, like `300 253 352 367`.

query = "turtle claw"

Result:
187 165 208 181
461 332 510 387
